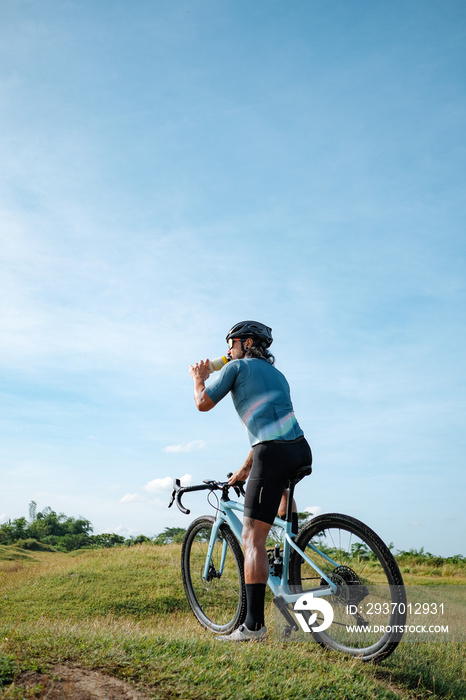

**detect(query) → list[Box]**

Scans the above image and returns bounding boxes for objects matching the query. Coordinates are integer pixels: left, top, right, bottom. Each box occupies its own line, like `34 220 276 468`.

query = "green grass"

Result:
0 544 465 699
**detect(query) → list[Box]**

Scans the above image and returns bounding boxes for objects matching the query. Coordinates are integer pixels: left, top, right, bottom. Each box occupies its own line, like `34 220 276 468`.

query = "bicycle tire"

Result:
289 513 406 662
181 515 247 634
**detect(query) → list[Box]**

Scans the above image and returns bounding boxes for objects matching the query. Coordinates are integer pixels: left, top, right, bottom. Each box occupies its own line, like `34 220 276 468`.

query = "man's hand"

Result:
189 360 215 412
228 449 253 485
228 466 250 486
189 360 211 381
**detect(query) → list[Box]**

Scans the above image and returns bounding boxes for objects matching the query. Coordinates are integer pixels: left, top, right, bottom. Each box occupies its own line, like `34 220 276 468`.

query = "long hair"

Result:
244 341 275 365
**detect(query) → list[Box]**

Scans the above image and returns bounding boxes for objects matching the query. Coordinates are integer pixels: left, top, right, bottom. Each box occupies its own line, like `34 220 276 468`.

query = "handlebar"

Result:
168 474 246 515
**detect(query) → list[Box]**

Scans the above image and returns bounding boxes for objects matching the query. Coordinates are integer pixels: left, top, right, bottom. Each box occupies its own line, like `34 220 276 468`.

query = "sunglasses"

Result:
227 338 242 348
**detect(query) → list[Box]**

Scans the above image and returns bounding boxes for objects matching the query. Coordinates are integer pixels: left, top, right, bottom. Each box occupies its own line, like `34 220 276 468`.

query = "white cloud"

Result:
144 473 193 494
162 440 206 453
114 525 132 535
118 493 145 503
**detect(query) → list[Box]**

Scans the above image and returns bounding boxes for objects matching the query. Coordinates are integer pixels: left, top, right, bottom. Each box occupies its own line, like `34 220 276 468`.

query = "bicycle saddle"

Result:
289 465 312 486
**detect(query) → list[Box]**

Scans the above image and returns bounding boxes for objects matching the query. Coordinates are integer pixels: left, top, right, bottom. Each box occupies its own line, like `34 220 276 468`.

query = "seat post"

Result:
285 465 312 522
285 480 297 522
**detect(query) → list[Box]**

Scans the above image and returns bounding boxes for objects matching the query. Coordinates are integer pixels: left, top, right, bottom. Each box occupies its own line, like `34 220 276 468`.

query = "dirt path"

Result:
14 664 148 699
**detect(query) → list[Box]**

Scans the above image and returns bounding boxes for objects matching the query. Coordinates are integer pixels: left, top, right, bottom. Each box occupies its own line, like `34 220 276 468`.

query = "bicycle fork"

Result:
202 517 229 581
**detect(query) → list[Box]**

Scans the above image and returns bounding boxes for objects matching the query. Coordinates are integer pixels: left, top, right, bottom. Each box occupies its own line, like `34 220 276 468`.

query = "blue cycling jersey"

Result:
205 358 304 446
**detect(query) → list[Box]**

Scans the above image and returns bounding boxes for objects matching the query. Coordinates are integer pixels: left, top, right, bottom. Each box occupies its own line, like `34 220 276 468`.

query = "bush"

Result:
0 653 17 687
14 539 55 552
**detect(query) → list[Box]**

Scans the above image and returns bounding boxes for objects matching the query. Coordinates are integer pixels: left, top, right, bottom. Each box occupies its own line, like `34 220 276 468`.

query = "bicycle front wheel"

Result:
181 515 246 634
289 513 406 662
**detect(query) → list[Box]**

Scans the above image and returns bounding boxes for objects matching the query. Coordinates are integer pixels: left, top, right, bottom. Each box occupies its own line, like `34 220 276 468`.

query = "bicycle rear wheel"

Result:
289 513 406 662
181 515 246 634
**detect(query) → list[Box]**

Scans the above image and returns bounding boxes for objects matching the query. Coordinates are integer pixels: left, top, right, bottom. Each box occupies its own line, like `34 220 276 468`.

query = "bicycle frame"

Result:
207 495 338 604
172 476 407 661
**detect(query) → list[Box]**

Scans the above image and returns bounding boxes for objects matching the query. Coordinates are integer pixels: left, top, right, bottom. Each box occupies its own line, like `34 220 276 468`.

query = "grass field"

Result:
0 544 464 699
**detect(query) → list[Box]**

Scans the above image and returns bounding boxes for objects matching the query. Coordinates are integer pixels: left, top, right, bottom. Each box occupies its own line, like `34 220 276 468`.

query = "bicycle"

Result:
168 465 407 662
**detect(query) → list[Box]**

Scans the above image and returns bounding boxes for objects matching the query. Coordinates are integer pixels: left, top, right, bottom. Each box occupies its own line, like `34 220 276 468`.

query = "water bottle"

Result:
208 356 230 374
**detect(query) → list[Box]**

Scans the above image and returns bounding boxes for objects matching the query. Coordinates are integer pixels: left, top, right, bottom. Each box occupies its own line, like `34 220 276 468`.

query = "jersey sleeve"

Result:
205 360 240 404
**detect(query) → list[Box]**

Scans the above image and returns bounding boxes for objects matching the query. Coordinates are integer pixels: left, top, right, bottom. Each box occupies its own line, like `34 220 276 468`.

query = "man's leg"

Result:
241 516 271 631
277 489 299 534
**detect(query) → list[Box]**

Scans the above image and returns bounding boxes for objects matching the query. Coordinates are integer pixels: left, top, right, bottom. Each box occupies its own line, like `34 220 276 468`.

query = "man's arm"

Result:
189 360 215 412
228 449 253 485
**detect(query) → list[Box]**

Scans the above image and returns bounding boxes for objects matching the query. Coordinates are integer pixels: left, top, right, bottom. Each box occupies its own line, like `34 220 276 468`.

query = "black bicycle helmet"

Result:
226 320 273 348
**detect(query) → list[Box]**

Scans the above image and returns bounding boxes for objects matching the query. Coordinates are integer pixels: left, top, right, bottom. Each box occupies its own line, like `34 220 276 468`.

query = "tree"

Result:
28 500 37 523
0 505 93 550
127 535 152 545
89 533 126 548
10 517 28 541
350 542 370 562
60 533 91 552
153 527 186 545
0 521 16 545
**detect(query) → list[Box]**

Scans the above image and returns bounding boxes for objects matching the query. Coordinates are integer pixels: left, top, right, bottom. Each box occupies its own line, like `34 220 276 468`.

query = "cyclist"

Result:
189 320 312 641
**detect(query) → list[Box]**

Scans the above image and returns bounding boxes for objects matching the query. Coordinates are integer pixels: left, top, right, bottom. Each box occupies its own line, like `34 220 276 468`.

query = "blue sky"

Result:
1 0 465 556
